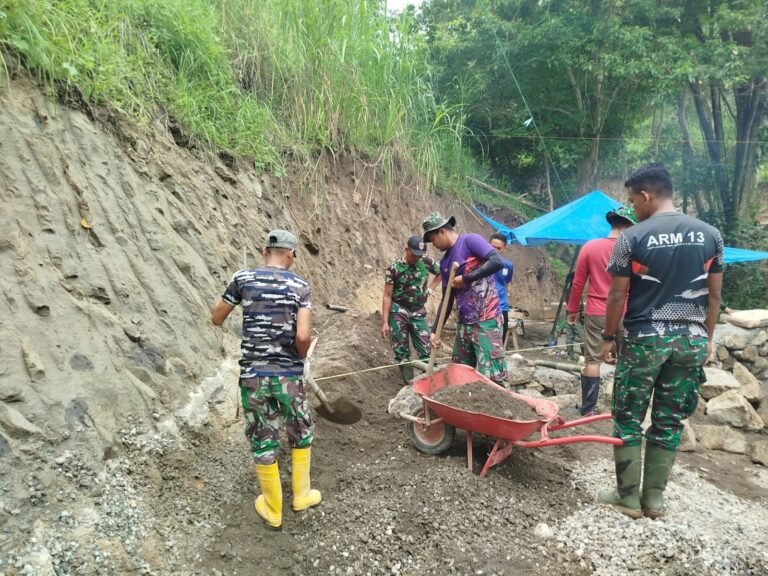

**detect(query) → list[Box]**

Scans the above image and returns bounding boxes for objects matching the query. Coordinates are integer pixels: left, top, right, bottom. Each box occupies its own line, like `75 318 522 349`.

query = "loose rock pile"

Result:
684 325 768 465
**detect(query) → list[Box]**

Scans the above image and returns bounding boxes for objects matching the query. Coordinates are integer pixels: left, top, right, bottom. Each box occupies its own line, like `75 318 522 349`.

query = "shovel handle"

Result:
425 262 457 429
427 262 458 376
303 336 335 414
305 373 335 413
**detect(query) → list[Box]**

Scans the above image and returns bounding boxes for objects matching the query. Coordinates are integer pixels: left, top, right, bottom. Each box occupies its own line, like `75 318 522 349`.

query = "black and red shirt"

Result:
607 212 724 337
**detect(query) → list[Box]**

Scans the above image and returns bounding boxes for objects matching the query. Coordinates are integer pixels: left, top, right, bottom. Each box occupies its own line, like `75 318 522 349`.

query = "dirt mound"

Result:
431 382 539 420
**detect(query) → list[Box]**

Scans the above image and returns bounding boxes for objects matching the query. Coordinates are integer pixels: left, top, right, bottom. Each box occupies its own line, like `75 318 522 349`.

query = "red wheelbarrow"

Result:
400 363 623 477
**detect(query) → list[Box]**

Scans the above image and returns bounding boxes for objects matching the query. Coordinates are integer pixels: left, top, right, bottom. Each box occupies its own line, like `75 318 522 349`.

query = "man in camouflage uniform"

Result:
211 230 321 530
423 213 507 385
381 235 440 385
600 164 723 519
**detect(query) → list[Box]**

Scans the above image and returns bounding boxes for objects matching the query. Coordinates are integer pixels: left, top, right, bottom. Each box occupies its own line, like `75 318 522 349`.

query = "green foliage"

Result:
0 0 280 168
0 0 470 187
420 0 662 197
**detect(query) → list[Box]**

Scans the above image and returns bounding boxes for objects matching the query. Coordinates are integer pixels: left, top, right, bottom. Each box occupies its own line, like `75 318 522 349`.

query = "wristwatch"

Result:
601 331 616 341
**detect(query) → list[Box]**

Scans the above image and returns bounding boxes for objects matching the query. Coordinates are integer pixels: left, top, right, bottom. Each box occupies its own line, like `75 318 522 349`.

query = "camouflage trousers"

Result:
555 315 584 358
453 317 507 385
612 335 707 451
240 376 313 464
389 310 431 362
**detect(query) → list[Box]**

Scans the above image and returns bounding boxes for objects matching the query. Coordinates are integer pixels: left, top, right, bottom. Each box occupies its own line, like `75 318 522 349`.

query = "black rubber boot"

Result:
598 445 642 519
579 375 601 415
641 443 677 519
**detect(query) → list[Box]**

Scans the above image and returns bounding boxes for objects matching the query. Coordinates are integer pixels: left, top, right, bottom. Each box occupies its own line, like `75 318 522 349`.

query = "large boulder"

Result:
550 393 579 411
756 401 768 424
507 365 535 387
749 439 768 466
723 331 749 351
679 419 696 452
533 367 578 395
705 390 765 430
751 357 768 376
387 385 423 418
733 345 759 363
750 331 768 348
732 361 763 404
691 424 747 454
516 388 545 400
700 367 741 400
0 402 44 438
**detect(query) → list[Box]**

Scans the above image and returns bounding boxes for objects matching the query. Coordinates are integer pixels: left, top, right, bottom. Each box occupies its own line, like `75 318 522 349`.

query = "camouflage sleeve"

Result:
606 233 632 277
384 264 395 285
299 282 312 310
425 256 440 275
709 230 725 274
222 271 242 306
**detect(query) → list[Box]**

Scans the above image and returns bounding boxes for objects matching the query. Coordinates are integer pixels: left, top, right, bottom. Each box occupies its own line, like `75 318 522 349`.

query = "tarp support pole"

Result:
548 247 581 346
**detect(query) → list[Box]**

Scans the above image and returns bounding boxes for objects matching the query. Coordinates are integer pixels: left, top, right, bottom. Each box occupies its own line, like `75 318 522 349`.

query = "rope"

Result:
312 342 575 382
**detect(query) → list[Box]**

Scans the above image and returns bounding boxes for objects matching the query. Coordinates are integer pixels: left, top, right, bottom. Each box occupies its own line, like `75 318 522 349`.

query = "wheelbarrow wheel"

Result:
407 405 455 455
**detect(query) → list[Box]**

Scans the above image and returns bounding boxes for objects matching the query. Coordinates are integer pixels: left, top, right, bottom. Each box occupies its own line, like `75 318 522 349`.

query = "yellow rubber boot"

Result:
254 463 282 529
292 447 322 512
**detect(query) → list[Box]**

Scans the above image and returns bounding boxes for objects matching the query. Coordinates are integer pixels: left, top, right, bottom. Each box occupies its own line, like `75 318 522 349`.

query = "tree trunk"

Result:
730 77 767 228
677 93 705 215
689 81 727 217
575 138 600 195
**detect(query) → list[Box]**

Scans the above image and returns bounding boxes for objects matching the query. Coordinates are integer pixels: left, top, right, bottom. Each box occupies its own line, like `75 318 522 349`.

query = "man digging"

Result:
381 235 441 385
211 230 321 530
565 205 638 416
423 212 507 385
600 164 723 519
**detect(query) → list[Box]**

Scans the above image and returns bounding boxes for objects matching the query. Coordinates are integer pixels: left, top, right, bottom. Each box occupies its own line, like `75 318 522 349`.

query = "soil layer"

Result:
431 382 539 420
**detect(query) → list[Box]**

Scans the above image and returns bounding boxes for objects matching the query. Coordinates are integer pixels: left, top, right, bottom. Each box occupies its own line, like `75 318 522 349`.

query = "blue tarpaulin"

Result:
723 247 768 264
476 190 619 247
475 190 768 265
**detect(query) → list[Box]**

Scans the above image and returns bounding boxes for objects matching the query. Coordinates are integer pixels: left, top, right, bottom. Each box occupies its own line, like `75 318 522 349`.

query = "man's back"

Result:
608 212 723 337
440 233 501 324
222 267 311 377
571 237 617 316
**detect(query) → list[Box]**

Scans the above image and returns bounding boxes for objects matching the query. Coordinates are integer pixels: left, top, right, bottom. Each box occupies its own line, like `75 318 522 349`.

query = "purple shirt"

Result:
440 233 501 324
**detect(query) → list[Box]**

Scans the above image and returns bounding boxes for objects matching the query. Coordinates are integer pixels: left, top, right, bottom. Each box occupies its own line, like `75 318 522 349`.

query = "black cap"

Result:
406 235 426 256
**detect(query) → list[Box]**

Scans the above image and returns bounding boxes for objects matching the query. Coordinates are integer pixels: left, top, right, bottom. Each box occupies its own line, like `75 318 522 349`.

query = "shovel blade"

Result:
316 398 361 425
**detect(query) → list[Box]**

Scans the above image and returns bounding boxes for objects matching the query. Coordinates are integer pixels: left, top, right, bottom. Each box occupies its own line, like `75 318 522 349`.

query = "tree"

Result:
675 0 767 233
421 0 664 197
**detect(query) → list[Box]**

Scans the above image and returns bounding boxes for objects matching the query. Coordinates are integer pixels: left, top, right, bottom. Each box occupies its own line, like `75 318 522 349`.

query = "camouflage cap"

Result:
422 212 456 242
606 205 639 226
265 229 298 250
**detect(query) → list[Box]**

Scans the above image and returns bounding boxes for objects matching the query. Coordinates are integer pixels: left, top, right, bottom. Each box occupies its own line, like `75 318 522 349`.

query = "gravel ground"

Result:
3 314 768 576
558 458 768 576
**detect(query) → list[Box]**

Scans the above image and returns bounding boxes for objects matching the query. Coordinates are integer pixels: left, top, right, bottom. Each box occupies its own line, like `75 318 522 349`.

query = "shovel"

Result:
424 262 458 427
305 337 362 425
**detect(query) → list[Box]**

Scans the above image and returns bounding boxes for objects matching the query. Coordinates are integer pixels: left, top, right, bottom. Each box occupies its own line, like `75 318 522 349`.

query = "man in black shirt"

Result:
600 164 723 519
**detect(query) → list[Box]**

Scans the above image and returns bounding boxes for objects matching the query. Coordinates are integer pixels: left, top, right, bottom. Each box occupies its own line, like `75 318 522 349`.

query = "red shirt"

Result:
566 237 618 317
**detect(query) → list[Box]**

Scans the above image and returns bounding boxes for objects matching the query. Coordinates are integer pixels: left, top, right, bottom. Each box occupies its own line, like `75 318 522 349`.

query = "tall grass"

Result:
0 0 470 190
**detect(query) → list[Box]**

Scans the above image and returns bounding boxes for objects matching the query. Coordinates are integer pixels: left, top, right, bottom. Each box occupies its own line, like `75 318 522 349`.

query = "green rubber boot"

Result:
598 445 642 519
641 443 677 519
